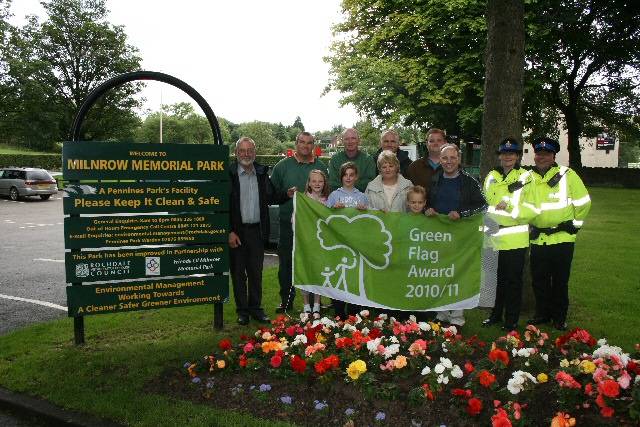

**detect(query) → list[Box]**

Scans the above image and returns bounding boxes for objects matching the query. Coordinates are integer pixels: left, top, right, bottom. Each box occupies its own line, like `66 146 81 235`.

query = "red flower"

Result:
325 354 340 368
270 354 282 368
600 406 615 418
314 360 328 375
555 371 581 389
290 355 307 374
218 338 232 351
478 370 497 388
491 408 512 427
585 382 594 396
368 327 382 339
597 379 620 398
488 349 510 366
238 354 247 368
452 388 472 398
464 361 475 374
335 337 353 349
466 397 483 416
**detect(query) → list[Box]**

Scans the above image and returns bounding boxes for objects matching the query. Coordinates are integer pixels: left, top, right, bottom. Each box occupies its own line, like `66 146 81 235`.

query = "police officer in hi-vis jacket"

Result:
526 137 591 331
482 138 537 331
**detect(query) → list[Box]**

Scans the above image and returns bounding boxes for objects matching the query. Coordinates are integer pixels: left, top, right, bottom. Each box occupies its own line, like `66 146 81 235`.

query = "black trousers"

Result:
490 247 527 325
530 242 575 324
277 220 296 308
230 224 265 317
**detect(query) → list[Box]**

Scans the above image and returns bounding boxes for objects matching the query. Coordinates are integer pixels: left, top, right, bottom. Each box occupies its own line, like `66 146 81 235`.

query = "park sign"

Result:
63 141 226 180
63 141 230 318
293 193 483 311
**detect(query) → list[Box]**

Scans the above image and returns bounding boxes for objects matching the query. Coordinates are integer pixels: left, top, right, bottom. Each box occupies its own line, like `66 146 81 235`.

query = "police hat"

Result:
533 136 560 153
497 137 522 154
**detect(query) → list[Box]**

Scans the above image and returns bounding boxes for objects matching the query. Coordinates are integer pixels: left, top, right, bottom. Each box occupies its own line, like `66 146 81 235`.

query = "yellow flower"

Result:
579 360 596 374
537 373 548 383
347 360 367 380
560 358 570 368
394 355 408 369
316 333 326 343
216 360 226 369
570 358 580 366
429 322 440 332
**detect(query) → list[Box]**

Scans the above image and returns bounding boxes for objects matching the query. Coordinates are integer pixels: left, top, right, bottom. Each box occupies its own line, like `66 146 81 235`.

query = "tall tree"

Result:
135 102 216 145
525 0 640 168
480 0 524 177
325 0 486 136
2 0 142 148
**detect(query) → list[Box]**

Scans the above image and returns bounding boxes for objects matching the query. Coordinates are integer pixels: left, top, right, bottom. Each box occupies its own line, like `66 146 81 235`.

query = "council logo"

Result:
145 257 160 275
75 263 90 278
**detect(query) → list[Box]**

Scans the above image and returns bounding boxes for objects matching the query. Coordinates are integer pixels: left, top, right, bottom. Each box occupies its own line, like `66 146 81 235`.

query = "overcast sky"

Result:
10 0 361 132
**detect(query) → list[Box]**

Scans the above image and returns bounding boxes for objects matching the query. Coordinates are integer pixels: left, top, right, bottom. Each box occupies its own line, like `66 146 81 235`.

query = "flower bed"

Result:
177 312 640 426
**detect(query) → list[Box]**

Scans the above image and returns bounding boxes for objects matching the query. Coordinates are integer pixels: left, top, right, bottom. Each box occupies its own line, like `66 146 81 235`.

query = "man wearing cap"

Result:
406 128 446 196
482 138 537 331
373 129 411 177
271 132 328 313
527 137 591 331
328 128 376 191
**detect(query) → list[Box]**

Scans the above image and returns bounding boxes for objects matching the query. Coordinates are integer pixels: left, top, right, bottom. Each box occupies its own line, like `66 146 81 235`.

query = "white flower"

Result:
421 366 431 376
342 323 356 332
360 309 370 318
409 314 417 323
361 327 370 336
434 364 445 374
373 320 385 328
592 344 630 367
440 357 453 369
635 376 640 385
261 331 272 340
597 338 608 347
418 322 431 331
441 342 449 353
383 344 400 359
366 338 382 355
354 314 363 324
437 374 449 384
292 334 307 346
334 333 341 339
299 312 310 322
450 365 463 379
541 353 549 362
320 317 337 327
378 313 388 320
388 336 399 344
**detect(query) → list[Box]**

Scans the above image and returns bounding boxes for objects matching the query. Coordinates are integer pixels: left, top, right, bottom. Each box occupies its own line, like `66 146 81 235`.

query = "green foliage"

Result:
136 103 214 145
0 0 142 149
325 0 486 135
0 153 61 169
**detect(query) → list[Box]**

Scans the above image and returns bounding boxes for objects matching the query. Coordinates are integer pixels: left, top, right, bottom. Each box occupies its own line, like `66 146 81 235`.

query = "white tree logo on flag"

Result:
316 214 392 301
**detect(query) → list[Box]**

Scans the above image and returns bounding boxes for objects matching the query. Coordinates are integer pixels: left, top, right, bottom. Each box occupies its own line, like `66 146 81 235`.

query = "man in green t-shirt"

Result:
271 132 328 313
328 128 376 192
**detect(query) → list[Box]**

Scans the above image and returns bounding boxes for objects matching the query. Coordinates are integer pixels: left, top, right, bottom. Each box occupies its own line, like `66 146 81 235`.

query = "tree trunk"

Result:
480 0 525 179
564 107 583 170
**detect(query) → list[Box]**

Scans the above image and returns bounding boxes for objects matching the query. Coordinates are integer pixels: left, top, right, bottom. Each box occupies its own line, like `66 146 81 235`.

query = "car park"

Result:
0 167 58 201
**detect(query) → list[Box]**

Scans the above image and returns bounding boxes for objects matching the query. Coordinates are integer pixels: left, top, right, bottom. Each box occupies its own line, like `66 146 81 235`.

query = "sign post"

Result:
65 71 228 344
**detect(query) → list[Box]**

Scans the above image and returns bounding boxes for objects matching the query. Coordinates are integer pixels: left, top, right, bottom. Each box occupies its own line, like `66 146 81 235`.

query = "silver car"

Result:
0 167 58 201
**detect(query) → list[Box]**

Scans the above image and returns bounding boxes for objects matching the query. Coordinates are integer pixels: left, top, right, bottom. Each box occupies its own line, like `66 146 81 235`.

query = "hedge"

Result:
0 153 61 170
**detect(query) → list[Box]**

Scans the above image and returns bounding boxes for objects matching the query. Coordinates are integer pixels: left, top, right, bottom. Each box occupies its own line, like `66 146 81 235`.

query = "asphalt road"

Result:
0 193 279 336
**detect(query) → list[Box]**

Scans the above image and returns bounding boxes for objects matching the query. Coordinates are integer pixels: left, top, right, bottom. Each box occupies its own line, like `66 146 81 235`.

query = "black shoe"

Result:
526 316 551 325
237 315 249 325
502 323 517 331
482 317 501 327
553 321 568 331
252 313 271 323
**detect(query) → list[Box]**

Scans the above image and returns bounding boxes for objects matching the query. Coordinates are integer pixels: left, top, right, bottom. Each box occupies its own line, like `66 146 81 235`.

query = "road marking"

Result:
265 253 278 257
33 258 65 263
0 293 67 312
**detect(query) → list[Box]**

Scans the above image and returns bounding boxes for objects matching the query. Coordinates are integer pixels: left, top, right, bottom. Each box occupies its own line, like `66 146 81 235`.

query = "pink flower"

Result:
555 371 581 389
617 370 631 389
592 367 609 383
243 342 254 353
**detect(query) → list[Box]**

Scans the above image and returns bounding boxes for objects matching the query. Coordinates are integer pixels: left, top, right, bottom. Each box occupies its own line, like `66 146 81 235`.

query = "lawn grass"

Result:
0 187 638 426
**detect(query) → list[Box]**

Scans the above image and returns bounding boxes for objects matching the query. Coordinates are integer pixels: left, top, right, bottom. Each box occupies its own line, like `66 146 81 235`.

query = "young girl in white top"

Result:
302 169 330 317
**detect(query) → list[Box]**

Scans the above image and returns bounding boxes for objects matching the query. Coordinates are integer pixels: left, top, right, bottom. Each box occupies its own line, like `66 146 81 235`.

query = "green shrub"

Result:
0 153 61 170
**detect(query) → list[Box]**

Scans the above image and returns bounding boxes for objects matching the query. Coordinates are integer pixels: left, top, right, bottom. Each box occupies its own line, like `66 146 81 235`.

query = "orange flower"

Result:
261 340 281 353
550 412 576 427
488 348 510 366
394 355 408 369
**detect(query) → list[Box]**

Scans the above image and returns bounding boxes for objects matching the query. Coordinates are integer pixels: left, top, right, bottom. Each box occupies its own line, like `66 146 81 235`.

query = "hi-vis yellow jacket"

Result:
484 167 537 250
529 164 591 245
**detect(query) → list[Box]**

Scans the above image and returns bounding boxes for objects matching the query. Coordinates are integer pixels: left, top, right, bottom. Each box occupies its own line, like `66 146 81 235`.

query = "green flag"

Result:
293 193 483 311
